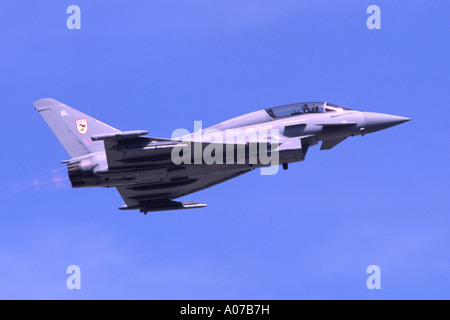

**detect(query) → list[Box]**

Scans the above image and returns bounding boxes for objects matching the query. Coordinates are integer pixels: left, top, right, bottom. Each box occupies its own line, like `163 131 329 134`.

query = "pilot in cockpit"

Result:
302 104 310 113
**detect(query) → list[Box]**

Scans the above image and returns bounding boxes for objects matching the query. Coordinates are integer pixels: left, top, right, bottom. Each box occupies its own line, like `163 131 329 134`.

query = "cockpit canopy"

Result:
265 102 350 119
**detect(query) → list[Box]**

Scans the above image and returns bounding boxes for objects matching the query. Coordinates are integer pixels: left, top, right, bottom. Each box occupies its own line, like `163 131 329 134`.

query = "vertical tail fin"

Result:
34 98 121 158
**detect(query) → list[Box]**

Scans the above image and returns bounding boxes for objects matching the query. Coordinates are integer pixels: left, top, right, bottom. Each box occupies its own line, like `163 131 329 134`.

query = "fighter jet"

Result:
34 99 410 213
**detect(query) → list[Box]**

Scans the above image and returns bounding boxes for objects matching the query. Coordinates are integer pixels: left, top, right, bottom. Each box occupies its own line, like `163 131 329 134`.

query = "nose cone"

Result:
362 112 411 134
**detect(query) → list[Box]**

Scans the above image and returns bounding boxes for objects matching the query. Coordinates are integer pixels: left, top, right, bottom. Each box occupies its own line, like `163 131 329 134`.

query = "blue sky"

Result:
0 0 448 299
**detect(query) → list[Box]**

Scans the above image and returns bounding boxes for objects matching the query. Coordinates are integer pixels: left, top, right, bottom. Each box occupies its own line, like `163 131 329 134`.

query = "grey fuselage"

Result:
178 101 411 166
68 101 411 189
206 102 408 143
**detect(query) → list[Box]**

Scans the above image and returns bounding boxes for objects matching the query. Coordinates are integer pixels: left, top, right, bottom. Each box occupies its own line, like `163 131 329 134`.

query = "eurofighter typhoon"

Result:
35 99 410 213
